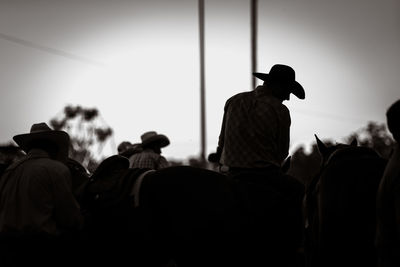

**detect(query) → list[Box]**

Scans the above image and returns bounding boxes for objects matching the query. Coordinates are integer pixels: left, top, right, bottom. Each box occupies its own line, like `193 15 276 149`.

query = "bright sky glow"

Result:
0 0 399 162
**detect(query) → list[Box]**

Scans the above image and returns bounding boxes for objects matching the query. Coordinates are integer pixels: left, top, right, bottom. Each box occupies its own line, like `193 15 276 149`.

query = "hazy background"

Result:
0 0 399 162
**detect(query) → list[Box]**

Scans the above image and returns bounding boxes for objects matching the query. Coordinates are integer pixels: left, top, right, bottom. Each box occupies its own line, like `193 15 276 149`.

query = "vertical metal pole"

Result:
199 0 206 162
251 0 258 90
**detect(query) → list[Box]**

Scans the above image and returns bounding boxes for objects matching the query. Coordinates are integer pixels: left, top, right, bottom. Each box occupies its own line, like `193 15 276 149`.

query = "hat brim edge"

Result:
13 131 70 154
142 135 170 148
252 72 305 100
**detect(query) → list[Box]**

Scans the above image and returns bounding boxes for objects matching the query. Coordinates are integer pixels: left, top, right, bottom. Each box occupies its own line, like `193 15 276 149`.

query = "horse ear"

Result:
281 156 291 173
315 134 328 156
349 138 358 147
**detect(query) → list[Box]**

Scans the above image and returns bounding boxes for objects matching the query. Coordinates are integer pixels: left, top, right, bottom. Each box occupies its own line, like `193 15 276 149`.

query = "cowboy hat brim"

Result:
253 72 305 100
13 130 69 159
142 134 170 148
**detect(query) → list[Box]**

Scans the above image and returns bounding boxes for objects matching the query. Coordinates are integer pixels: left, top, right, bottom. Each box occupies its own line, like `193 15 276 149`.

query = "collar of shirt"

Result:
254 85 282 103
27 149 50 159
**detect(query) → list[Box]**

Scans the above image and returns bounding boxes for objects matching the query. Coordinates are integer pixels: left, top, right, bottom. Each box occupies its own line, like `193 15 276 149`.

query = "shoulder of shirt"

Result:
33 157 69 171
225 91 253 104
5 157 69 179
23 154 68 170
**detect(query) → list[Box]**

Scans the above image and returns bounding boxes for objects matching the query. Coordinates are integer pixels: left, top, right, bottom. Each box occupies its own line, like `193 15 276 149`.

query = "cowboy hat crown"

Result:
253 64 305 99
141 131 170 148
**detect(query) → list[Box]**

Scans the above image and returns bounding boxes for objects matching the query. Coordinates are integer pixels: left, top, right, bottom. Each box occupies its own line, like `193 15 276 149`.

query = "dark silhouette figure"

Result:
0 122 83 266
207 64 306 266
210 64 305 175
306 135 386 267
65 157 90 203
0 144 25 179
75 154 304 267
129 131 170 170
117 141 143 158
376 99 400 267
303 135 357 267
79 155 150 266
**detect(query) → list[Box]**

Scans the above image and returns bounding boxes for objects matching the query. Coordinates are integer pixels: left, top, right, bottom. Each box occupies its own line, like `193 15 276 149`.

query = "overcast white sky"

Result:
0 0 399 162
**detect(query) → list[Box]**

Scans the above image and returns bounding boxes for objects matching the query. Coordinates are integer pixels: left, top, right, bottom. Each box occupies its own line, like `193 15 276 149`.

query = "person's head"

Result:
13 122 70 162
253 64 305 102
140 131 170 154
117 141 143 157
117 141 132 155
386 99 400 142
0 144 25 165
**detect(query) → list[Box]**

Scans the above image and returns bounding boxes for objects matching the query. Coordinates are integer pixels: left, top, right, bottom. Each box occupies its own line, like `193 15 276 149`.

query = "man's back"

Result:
129 149 169 170
220 86 291 169
0 149 82 235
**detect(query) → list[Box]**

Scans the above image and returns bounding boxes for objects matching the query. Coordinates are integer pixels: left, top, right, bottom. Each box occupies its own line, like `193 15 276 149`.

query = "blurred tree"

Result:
50 105 113 173
288 140 335 185
345 121 395 159
288 121 394 185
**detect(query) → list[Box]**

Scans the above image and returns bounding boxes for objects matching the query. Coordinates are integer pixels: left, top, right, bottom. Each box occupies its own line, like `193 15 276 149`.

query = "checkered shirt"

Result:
128 149 169 170
217 86 291 168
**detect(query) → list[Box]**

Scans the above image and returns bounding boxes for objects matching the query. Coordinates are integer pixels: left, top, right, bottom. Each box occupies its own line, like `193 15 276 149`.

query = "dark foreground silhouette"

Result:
76 156 304 267
304 136 387 267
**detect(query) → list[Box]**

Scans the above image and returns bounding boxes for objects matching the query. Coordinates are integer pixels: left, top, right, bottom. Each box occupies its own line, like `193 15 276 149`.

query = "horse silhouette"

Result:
304 135 387 267
74 155 304 267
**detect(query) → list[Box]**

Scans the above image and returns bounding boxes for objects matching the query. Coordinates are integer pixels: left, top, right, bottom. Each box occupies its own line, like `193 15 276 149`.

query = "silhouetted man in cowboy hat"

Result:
209 64 306 266
0 122 83 265
129 131 170 170
210 64 305 174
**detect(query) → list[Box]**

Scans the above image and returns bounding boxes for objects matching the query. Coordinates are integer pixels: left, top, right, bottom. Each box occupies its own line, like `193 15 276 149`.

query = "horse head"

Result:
307 135 387 267
314 134 358 168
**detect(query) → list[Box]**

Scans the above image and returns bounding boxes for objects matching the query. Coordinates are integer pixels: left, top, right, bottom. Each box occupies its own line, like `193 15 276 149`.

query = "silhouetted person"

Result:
0 144 25 179
0 122 83 266
210 64 306 266
129 131 170 170
210 64 305 176
376 99 400 267
117 141 143 158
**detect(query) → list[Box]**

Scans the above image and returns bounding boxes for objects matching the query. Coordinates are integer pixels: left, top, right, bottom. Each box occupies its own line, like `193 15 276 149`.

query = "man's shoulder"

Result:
226 91 254 105
26 157 69 172
229 91 253 99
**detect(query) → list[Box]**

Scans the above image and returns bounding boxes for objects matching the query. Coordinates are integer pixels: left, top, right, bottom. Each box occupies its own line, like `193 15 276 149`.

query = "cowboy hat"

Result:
253 64 305 99
13 122 69 159
90 155 130 181
141 131 170 148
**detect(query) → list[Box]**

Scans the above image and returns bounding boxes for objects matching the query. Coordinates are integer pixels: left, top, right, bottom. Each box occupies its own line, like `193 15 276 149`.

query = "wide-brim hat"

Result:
253 64 305 99
13 122 69 159
141 131 170 148
90 155 130 181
